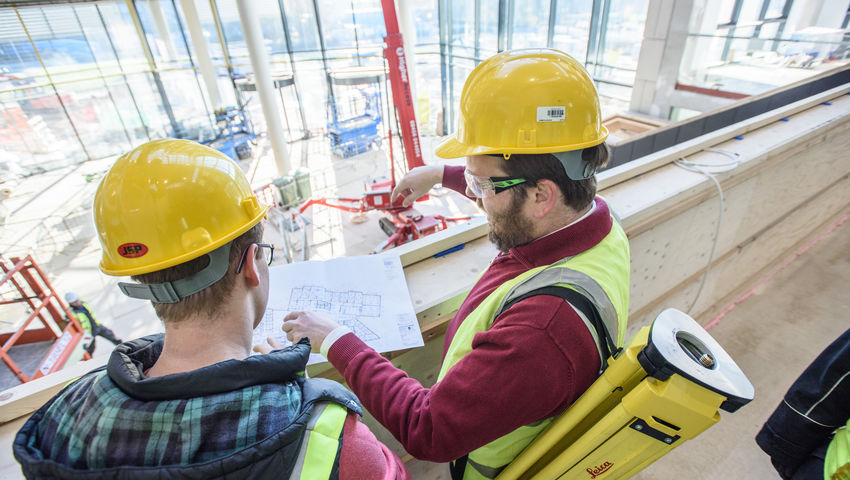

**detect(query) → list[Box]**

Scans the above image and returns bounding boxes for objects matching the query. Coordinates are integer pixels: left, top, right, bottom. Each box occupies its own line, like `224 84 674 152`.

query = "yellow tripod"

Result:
497 309 754 480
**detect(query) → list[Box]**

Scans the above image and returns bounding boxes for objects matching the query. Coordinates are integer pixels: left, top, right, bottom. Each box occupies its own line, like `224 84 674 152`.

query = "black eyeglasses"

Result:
236 243 274 273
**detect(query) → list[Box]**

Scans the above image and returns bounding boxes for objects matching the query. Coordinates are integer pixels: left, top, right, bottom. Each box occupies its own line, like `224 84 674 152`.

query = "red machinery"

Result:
0 255 91 385
289 1 469 255
380 0 424 171
298 132 469 254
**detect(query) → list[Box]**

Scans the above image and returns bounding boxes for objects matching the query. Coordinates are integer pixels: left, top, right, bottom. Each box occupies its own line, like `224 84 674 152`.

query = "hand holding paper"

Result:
282 311 338 353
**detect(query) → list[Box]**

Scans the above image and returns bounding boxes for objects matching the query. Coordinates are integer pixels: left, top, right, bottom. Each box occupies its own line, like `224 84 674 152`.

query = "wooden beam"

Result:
0 355 107 424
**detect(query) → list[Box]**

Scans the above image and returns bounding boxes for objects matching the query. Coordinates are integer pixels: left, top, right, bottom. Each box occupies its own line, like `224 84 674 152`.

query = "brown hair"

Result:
499 143 609 211
131 223 264 323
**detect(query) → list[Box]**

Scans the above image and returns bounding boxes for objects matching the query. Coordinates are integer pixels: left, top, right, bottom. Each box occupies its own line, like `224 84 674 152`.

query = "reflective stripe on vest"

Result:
289 401 347 480
495 262 621 370
826 419 850 480
438 220 629 480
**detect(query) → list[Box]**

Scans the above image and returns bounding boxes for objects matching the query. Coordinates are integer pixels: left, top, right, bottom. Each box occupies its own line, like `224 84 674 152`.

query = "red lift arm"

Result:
381 0 425 171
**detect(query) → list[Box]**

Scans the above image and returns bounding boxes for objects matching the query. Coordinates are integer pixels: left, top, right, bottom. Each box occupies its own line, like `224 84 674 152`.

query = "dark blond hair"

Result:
131 223 264 322
500 144 609 211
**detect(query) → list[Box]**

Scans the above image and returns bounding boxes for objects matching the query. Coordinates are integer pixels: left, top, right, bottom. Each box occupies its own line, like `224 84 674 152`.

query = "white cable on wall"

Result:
673 148 741 314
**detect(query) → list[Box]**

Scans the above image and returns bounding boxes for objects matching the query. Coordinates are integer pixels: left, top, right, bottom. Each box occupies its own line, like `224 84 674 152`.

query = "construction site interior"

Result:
1 0 850 479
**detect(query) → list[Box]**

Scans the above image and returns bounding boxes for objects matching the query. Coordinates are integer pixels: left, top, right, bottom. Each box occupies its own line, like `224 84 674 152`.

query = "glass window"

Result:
159 69 211 138
716 0 740 24
451 1 475 48
414 54 442 135
282 0 321 54
552 0 592 60
478 0 499 56
0 9 49 85
317 0 364 63
449 57 474 132
134 0 192 67
212 0 249 67
126 72 172 139
74 4 122 77
736 0 764 25
103 76 151 145
599 0 648 71
351 0 386 47
253 1 290 64
16 6 95 85
290 56 329 131
0 88 86 168
764 0 788 19
97 2 149 75
54 78 132 158
412 0 438 45
680 0 850 98
318 0 358 51
189 0 228 64
511 0 549 49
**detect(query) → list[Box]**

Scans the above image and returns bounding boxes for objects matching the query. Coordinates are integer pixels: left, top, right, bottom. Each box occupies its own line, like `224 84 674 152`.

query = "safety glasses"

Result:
236 243 275 273
464 168 527 198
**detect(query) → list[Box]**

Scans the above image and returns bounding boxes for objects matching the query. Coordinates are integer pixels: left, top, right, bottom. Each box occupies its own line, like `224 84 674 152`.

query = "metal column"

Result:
396 0 419 116
148 0 178 61
179 0 222 111
236 0 291 175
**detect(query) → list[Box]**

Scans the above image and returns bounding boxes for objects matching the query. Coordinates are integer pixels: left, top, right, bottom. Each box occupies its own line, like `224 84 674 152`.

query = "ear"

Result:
240 244 262 287
530 179 560 218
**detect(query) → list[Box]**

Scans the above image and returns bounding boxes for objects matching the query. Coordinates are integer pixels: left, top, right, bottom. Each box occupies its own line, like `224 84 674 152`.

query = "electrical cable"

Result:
675 148 741 172
672 148 741 314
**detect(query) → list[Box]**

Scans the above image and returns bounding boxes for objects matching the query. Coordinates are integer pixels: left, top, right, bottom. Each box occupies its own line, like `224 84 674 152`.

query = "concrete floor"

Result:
631 211 850 480
1 131 848 478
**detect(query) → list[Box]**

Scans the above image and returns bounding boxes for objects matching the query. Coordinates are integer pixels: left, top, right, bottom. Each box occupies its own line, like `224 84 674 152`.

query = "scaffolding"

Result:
0 254 90 387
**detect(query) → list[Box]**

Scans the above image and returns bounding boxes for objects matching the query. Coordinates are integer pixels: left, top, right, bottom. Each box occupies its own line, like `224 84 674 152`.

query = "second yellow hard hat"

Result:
435 48 607 159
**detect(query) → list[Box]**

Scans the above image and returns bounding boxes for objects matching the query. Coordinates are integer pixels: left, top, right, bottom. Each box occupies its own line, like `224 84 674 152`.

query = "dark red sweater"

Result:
327 165 613 462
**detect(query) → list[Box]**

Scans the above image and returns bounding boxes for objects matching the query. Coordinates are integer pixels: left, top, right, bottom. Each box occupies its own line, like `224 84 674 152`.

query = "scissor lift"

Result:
0 255 90 386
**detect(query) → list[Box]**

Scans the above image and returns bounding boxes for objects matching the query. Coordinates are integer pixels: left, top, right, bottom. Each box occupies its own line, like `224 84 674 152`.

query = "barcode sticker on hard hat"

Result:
537 106 565 122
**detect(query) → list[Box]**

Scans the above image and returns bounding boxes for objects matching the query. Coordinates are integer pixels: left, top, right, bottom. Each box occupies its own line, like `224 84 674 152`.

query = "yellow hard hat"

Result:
435 48 607 159
94 139 268 277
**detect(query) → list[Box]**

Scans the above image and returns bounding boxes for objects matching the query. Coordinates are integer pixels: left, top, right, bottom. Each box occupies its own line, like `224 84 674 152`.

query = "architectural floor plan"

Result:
252 254 422 364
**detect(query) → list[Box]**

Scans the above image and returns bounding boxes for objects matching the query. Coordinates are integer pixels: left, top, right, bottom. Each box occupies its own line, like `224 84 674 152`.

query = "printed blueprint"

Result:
252 254 422 365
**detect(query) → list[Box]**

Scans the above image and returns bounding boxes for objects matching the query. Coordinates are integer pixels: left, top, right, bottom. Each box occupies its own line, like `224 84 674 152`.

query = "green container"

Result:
293 168 312 202
273 175 298 207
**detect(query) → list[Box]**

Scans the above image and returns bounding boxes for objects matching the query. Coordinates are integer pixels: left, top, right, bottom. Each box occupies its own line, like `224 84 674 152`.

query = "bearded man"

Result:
282 49 630 480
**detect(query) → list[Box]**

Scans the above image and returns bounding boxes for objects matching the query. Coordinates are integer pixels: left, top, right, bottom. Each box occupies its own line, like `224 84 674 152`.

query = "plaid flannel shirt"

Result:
15 335 361 477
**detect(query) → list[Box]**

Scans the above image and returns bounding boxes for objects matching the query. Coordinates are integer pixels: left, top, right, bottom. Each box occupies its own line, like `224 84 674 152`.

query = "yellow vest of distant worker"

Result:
437 219 630 480
72 301 96 333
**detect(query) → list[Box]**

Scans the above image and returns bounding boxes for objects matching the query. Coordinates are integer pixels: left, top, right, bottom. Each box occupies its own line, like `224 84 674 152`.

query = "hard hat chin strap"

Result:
552 150 596 180
118 242 232 304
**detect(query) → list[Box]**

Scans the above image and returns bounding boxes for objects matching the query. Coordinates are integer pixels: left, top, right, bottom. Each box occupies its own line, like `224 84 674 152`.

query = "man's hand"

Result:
252 336 285 355
282 311 339 353
390 165 444 208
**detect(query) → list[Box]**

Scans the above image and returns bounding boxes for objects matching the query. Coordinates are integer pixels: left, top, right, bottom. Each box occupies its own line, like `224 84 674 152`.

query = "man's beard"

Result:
480 192 535 253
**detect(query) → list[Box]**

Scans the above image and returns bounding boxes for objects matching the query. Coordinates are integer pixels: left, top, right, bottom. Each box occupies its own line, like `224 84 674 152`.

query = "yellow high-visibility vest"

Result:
438 219 630 480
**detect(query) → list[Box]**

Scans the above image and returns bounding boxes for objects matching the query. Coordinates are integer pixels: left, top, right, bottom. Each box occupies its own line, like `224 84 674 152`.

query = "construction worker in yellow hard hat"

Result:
281 49 630 480
14 139 411 480
64 291 122 355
